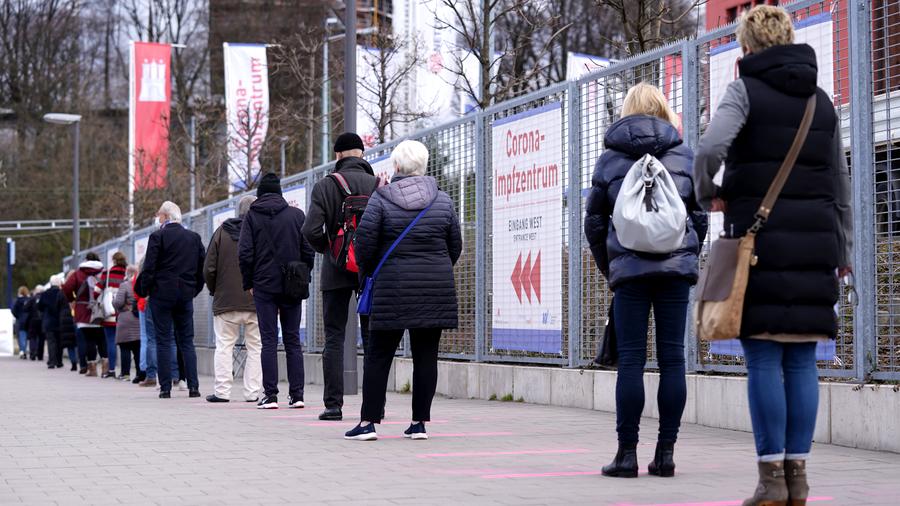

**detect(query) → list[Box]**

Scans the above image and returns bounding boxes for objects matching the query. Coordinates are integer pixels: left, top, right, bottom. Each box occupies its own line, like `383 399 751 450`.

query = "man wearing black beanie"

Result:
238 172 316 409
301 132 379 421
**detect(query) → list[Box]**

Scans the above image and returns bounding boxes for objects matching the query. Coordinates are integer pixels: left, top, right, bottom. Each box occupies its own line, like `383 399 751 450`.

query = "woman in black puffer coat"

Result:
344 140 462 442
584 83 707 478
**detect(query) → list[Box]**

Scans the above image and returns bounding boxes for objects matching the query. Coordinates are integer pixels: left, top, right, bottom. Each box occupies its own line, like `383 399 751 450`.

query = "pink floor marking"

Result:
481 470 603 479
377 431 515 439
305 420 447 427
610 497 834 506
418 449 591 458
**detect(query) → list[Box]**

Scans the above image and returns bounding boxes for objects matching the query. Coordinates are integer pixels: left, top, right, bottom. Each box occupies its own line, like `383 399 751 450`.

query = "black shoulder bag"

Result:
259 214 310 300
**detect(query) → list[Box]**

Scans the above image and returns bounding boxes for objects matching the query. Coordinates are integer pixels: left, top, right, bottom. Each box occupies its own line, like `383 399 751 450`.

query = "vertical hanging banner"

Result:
224 43 269 193
491 103 564 354
129 42 172 191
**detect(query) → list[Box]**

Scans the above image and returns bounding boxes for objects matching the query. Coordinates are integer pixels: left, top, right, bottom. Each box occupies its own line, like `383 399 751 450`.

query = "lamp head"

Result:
43 113 82 125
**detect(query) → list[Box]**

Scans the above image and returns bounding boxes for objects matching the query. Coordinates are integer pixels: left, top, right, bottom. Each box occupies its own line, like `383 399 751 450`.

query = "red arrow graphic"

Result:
531 250 542 303
510 253 523 303
521 252 533 304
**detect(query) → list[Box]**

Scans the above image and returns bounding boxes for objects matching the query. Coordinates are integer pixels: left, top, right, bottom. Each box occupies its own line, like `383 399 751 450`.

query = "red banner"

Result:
129 42 171 190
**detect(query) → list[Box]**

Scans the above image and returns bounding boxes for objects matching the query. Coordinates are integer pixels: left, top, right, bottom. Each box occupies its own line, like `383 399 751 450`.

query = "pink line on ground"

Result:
610 497 833 506
482 471 603 479
306 420 447 427
418 449 591 458
377 431 515 439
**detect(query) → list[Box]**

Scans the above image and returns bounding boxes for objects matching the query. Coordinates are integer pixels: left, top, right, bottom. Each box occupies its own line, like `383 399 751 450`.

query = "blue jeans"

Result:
17 330 27 355
104 327 117 371
741 338 819 461
141 306 158 379
613 277 690 444
151 296 198 393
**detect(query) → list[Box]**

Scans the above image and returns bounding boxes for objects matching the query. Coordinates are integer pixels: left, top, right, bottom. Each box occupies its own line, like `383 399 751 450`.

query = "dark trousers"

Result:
45 331 61 366
65 346 77 367
151 296 199 393
28 330 44 360
80 327 107 361
322 288 370 410
361 328 441 423
613 277 690 444
119 341 142 377
254 291 304 399
75 327 87 367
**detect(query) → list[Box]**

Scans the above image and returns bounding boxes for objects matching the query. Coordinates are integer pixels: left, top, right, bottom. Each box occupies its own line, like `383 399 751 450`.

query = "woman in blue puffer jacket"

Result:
584 83 708 479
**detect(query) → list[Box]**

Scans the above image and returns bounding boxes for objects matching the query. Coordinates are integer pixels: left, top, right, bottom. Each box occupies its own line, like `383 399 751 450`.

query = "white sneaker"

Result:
288 396 305 409
176 380 187 391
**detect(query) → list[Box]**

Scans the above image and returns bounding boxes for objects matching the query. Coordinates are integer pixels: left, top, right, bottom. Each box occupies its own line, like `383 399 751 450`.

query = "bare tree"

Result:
226 102 267 192
433 0 568 109
357 31 428 145
594 0 704 56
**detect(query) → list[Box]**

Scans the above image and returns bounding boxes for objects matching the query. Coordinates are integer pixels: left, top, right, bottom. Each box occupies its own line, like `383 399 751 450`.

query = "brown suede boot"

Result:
100 358 110 376
85 361 98 377
785 460 809 506
742 461 788 506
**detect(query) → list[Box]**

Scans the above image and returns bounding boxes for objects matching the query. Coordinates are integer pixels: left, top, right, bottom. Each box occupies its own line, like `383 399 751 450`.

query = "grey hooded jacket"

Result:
354 175 463 331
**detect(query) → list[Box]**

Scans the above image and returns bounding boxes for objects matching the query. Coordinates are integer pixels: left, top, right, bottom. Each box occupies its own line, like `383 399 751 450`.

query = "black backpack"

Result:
327 173 383 273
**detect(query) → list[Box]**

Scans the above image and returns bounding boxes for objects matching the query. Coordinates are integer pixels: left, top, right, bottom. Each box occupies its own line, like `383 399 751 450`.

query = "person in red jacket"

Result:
61 252 108 376
95 252 128 378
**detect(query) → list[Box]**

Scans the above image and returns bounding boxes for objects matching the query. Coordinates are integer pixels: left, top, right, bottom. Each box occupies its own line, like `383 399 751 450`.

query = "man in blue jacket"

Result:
239 173 316 409
138 201 206 399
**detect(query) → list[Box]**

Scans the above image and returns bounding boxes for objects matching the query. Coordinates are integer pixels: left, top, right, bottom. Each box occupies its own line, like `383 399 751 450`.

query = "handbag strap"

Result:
748 95 817 235
370 202 434 280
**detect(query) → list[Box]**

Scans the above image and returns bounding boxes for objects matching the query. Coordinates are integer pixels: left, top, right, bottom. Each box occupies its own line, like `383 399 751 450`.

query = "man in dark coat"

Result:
138 201 206 399
204 195 262 403
239 173 315 409
301 132 379 421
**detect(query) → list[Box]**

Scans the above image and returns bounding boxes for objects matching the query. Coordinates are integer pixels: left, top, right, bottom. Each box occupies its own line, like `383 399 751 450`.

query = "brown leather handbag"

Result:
695 95 817 341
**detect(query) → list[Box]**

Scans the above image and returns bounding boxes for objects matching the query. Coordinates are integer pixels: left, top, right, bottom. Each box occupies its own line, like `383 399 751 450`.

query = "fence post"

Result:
207 206 216 348
567 83 583 368
475 115 487 362
849 0 876 382
681 39 700 373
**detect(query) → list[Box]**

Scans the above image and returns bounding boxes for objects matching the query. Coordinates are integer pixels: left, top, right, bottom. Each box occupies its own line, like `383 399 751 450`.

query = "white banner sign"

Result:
224 43 269 193
212 208 233 234
709 13 834 118
134 236 150 265
490 102 564 354
369 155 395 183
283 185 308 341
0 310 13 357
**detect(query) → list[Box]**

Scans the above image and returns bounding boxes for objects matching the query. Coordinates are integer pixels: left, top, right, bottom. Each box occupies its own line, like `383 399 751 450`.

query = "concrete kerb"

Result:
195 348 900 453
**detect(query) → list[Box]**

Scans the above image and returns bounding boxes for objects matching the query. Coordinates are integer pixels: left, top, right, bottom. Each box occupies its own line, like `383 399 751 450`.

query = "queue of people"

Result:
9 7 851 505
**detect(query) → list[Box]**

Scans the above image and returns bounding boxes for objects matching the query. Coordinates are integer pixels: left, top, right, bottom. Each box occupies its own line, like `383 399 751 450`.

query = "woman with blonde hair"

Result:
694 6 851 505
585 82 707 478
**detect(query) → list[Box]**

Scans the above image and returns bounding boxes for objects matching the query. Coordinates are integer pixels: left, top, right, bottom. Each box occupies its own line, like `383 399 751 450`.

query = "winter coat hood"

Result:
78 260 103 275
379 175 438 211
250 193 288 217
604 115 683 158
334 156 375 176
222 217 243 242
739 43 818 97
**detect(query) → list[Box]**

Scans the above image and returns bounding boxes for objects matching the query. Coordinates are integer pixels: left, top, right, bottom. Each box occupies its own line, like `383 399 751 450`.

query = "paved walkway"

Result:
1 357 899 505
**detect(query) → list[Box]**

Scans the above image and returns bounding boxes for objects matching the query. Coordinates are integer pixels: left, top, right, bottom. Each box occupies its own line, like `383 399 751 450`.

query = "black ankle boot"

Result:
602 442 638 478
648 441 676 477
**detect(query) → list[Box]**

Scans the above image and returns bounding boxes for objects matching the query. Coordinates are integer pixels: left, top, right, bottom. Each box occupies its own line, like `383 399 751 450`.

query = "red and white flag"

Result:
129 42 171 191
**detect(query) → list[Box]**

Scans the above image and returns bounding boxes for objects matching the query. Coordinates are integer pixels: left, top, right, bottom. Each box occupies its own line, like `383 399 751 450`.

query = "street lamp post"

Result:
344 0 357 134
43 113 82 268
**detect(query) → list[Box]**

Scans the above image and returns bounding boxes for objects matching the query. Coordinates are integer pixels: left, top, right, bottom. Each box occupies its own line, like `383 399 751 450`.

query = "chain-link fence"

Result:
69 0 898 381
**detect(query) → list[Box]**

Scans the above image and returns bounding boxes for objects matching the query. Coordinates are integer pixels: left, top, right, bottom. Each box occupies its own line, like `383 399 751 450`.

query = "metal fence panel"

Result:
72 0 899 381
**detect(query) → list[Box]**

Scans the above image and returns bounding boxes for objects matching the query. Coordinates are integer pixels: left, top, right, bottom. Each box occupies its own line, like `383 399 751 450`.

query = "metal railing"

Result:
68 0 900 381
